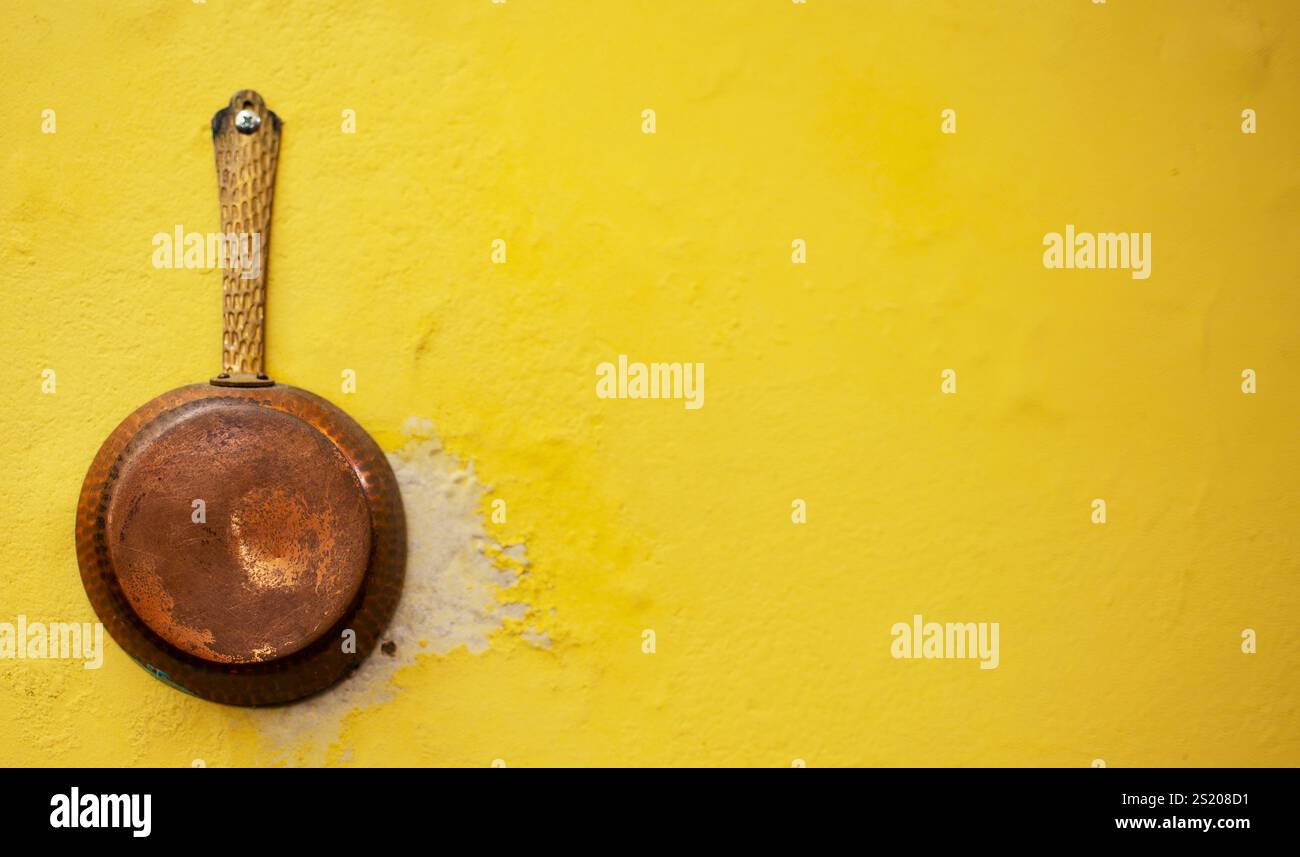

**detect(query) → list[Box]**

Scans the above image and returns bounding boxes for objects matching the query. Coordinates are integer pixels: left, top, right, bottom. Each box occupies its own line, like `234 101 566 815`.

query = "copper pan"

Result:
75 91 405 705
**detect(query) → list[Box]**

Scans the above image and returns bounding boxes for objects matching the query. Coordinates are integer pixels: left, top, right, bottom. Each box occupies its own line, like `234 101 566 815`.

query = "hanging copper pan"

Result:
75 91 405 705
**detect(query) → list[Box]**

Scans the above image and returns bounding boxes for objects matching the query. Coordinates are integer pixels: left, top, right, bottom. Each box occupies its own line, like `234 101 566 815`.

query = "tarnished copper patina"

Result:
75 92 405 705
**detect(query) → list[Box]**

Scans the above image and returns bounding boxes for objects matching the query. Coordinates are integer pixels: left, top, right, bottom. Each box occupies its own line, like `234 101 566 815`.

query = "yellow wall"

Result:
2 0 1298 767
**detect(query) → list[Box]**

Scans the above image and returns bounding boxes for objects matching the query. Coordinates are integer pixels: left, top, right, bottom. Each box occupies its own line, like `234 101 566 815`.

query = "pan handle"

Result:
210 90 280 386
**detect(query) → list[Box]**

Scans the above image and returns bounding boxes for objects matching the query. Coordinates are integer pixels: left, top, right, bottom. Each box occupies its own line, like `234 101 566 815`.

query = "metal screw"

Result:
234 109 261 134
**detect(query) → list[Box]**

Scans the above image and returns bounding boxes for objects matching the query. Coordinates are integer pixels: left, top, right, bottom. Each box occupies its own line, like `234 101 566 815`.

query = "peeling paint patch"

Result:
252 417 543 761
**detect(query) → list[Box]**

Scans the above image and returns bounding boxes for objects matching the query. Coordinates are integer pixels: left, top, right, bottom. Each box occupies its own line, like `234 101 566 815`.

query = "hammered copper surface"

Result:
75 91 406 706
213 89 279 376
76 384 406 706
105 399 371 664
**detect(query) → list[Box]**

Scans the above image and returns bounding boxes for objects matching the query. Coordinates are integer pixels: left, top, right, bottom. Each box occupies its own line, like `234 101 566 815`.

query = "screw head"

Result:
234 109 261 134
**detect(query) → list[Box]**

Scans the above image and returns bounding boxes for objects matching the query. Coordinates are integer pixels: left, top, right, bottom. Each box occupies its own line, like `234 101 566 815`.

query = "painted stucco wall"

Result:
2 0 1298 766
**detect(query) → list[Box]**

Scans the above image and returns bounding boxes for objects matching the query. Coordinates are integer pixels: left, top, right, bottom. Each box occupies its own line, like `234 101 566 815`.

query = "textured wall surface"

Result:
1 0 1298 766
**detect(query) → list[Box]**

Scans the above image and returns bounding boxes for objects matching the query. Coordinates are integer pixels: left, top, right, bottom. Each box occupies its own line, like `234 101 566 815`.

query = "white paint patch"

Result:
251 417 546 761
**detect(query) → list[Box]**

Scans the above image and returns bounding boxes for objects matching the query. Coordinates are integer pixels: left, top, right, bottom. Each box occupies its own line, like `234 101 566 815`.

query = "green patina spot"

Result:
131 657 198 697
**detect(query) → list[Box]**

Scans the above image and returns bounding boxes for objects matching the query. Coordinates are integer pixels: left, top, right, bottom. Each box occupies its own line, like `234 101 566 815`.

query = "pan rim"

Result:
75 382 406 706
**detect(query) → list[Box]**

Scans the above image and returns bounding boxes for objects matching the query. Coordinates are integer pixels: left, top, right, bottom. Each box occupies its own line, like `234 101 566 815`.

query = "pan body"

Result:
75 383 405 705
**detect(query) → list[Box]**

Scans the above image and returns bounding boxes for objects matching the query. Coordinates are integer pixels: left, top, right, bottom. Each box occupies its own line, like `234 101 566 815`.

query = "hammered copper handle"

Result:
211 90 280 382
